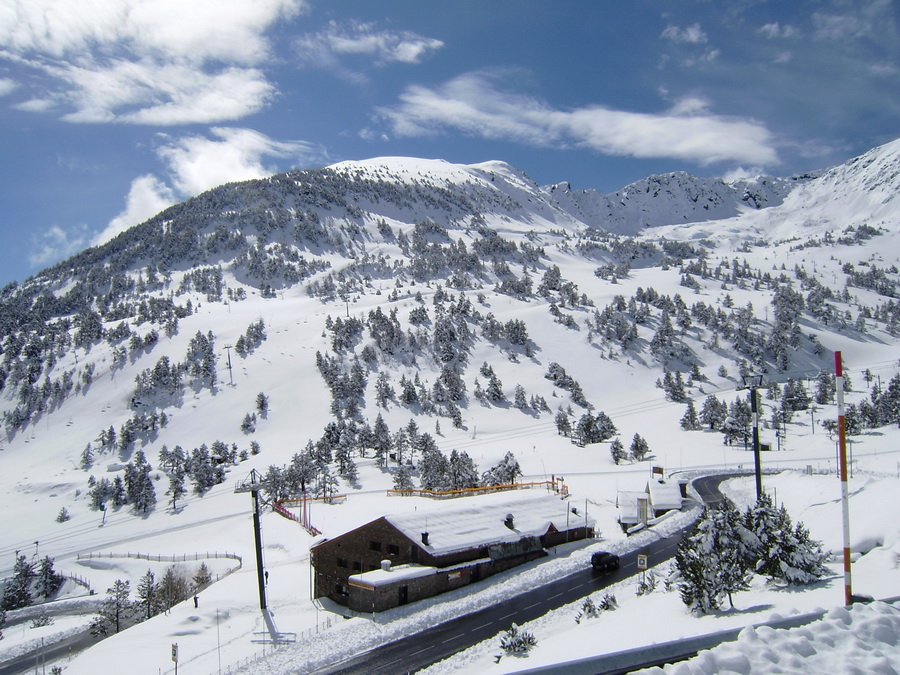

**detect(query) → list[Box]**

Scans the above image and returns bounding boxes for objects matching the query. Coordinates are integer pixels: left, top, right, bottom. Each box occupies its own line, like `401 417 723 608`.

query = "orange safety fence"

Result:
385 480 567 499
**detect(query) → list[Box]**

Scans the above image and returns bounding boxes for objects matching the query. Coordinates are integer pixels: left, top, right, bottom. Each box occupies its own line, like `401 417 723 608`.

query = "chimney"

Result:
504 513 514 529
381 559 391 572
421 531 430 546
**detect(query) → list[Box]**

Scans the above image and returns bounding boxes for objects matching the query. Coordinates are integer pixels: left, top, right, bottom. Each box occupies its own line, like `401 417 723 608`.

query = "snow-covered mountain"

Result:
2 138 900 674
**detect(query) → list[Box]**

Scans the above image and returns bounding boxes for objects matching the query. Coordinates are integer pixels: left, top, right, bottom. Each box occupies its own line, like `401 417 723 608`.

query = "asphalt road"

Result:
313 473 746 675
0 631 102 675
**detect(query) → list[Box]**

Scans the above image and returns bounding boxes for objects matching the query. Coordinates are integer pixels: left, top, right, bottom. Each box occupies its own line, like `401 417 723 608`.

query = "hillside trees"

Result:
677 499 827 614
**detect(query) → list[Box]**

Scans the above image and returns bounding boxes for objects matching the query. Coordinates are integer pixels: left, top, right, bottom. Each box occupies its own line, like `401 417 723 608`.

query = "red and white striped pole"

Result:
835 351 853 606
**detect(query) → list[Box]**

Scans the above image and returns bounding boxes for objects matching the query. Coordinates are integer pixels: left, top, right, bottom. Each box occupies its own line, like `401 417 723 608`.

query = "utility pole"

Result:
741 373 764 502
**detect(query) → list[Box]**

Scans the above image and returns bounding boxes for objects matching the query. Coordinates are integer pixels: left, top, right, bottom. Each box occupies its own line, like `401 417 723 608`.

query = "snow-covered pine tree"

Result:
609 437 625 465
1 554 34 611
680 400 700 430
676 506 752 613
167 467 187 510
448 449 479 490
500 623 537 655
419 446 449 491
35 556 63 599
629 433 650 461
743 495 828 584
481 451 522 486
393 464 414 492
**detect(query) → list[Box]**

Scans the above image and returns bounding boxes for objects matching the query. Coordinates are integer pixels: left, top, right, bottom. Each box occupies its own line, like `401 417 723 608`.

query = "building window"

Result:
370 541 382 552
352 561 362 572
388 544 400 556
337 557 347 568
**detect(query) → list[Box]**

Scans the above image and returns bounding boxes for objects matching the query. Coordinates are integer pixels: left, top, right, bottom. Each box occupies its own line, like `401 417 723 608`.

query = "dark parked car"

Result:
591 551 620 572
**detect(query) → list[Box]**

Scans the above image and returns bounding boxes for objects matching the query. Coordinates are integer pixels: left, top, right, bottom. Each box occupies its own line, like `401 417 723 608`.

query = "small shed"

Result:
617 490 650 528
646 479 683 517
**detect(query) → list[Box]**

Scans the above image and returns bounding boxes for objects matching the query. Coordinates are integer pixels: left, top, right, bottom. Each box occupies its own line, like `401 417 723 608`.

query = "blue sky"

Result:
0 0 898 287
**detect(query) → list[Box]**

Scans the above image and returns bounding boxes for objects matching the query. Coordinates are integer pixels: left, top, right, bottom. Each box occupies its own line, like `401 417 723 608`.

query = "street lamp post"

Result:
742 374 764 502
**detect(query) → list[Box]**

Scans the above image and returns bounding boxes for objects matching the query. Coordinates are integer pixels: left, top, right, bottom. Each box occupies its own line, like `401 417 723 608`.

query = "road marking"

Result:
472 623 492 632
410 645 433 656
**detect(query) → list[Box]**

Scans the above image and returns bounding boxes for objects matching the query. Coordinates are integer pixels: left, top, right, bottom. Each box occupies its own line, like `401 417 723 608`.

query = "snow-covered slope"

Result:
1 138 900 674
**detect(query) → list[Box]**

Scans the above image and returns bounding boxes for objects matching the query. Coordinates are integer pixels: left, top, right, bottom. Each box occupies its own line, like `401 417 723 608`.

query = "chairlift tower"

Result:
740 373 765 502
234 469 268 610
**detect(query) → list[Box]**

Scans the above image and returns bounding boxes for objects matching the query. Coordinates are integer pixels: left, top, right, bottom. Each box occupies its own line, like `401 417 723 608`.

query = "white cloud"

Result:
0 0 305 125
0 77 17 96
156 127 322 196
28 223 89 268
759 23 798 39
661 23 708 44
295 20 443 80
13 98 55 112
376 72 779 167
57 61 275 125
92 174 175 247
721 166 765 182
774 51 793 64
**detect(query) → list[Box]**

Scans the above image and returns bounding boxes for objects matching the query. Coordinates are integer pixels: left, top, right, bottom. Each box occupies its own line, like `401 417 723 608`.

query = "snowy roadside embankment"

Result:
638 600 900 674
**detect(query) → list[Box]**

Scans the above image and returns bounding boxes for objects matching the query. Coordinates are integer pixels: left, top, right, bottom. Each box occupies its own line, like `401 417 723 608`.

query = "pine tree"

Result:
35 556 63 599
555 410 572 437
676 506 751 613
419 447 449 491
159 565 191 610
1 554 34 611
193 562 212 590
629 433 650 461
500 623 537 655
393 464 414 492
482 451 522 486
486 373 505 402
256 392 269 417
448 449 479 490
125 450 156 513
700 395 726 430
136 570 159 621
167 468 187 510
743 495 828 584
91 579 133 636
609 437 625 465
680 400 700 430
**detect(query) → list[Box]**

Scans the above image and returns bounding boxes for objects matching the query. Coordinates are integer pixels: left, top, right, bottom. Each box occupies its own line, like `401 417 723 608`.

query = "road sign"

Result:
172 643 178 663
637 554 648 570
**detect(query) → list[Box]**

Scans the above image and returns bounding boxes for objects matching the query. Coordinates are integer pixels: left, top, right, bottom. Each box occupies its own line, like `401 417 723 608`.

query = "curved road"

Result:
312 473 745 675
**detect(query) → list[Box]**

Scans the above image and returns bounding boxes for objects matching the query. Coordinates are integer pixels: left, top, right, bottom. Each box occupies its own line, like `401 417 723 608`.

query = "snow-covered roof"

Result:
647 480 683 511
349 563 437 588
385 494 594 557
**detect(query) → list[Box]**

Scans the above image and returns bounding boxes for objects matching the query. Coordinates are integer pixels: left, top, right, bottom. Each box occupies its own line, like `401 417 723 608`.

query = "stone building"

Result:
310 493 595 612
